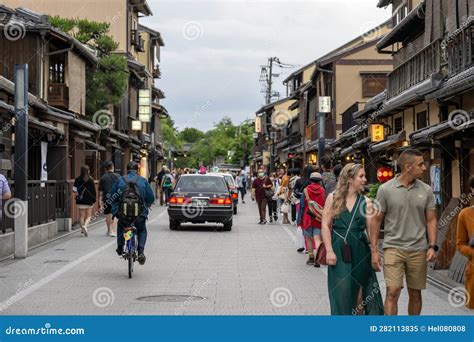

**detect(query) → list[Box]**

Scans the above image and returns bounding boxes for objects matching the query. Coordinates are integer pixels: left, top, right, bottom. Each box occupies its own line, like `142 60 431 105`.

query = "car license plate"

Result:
193 199 208 207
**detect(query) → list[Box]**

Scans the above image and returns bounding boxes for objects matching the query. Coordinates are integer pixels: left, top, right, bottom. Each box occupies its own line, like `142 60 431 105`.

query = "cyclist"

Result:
111 161 155 265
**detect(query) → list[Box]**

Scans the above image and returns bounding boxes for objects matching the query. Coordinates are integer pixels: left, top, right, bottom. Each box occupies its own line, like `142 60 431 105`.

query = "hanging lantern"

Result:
377 166 394 183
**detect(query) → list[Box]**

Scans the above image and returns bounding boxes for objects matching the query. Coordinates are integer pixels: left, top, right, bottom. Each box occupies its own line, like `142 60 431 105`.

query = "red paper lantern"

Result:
377 166 394 183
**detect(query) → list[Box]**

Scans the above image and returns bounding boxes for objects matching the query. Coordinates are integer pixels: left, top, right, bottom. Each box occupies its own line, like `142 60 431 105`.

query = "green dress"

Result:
328 195 384 315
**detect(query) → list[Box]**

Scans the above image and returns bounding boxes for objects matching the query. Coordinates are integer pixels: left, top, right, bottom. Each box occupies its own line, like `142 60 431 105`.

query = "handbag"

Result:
76 184 86 202
332 196 362 264
303 188 323 221
280 202 290 214
315 242 327 265
264 189 275 199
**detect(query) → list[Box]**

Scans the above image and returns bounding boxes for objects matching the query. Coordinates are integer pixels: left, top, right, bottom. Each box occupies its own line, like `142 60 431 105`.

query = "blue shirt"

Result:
110 171 155 219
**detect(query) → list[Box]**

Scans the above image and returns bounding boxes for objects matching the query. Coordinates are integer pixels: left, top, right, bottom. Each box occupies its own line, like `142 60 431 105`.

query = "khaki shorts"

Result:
383 248 427 290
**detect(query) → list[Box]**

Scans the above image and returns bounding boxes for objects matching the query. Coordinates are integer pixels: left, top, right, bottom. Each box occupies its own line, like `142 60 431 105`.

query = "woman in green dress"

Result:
321 163 384 315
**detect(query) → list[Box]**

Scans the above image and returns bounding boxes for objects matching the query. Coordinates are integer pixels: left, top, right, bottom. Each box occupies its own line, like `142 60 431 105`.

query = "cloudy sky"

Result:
141 0 391 131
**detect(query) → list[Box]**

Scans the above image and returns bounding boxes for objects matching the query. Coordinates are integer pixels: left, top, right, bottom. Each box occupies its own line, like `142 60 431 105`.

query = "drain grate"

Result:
136 295 206 303
44 260 69 264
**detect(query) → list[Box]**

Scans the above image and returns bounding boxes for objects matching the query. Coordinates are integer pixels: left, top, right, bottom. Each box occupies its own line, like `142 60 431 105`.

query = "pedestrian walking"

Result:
0 173 12 219
240 167 248 194
235 172 246 203
370 148 437 315
325 164 342 196
251 169 272 224
99 161 119 237
73 165 97 237
456 176 474 309
268 172 279 223
277 168 290 224
288 168 301 224
321 163 384 315
294 166 313 254
161 169 174 206
300 172 326 266
157 166 166 205
321 157 336 191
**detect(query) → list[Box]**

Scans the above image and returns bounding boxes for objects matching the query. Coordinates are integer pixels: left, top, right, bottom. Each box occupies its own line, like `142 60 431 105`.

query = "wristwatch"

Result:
428 244 439 252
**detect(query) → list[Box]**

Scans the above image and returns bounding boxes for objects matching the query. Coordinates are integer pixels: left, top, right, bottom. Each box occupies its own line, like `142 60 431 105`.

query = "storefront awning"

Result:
71 117 101 132
410 114 474 144
110 129 130 142
28 117 62 134
340 146 356 157
85 140 106 151
352 137 371 150
353 91 386 121
0 100 13 113
369 131 406 153
431 66 474 100
374 74 443 119
376 2 425 51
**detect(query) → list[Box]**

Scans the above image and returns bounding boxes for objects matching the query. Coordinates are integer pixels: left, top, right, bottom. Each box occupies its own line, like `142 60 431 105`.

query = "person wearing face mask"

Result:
251 169 272 224
268 172 279 223
456 176 474 309
321 163 384 315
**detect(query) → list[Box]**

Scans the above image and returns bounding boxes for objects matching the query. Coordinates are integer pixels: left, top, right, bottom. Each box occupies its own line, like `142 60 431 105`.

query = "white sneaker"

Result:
109 232 116 237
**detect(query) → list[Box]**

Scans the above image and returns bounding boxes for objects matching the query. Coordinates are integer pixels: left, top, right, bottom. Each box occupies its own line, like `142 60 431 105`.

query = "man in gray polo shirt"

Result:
369 149 437 315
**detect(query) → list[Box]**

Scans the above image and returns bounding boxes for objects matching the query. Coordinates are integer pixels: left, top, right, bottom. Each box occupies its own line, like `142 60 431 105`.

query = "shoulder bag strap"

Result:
333 195 361 243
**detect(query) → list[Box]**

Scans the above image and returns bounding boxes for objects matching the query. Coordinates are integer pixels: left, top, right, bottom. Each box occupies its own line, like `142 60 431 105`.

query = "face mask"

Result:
258 173 264 177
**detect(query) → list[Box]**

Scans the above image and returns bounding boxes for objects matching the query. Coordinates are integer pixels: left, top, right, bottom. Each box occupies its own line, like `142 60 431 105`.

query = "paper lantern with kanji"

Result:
377 167 394 183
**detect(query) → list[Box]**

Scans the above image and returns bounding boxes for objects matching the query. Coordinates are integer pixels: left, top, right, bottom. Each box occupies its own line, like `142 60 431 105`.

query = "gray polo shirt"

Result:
376 175 436 251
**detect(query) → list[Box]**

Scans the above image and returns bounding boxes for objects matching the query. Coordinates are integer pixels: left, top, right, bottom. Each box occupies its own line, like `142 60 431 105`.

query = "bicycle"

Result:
123 224 137 278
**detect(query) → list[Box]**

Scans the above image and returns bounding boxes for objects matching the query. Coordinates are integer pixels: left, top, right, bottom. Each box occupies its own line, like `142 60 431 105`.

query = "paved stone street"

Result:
0 201 469 315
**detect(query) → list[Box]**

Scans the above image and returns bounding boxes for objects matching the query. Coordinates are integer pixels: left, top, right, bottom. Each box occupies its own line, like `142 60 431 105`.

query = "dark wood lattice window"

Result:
394 117 403 134
49 53 66 83
416 111 427 130
361 74 387 98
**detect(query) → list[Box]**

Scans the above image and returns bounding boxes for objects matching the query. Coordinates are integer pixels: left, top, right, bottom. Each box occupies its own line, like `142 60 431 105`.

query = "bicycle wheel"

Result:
128 251 133 278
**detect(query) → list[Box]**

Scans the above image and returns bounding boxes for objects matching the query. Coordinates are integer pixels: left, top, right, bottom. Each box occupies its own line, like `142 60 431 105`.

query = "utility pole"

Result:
14 64 28 259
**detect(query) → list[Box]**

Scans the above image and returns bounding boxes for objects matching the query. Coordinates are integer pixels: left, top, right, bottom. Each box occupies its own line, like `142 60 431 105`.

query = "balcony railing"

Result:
48 83 69 109
131 29 145 52
1 181 69 234
152 65 161 78
387 39 443 99
446 19 474 76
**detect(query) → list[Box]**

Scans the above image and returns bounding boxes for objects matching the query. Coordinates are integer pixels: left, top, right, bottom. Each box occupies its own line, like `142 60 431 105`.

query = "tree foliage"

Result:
48 16 128 116
164 116 253 168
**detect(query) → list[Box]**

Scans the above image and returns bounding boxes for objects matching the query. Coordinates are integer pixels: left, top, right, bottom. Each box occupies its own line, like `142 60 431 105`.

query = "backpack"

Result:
162 175 172 188
118 177 144 218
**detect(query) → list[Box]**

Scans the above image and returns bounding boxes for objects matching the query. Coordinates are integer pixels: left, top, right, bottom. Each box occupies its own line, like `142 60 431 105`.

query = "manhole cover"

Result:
136 295 206 303
44 260 69 264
